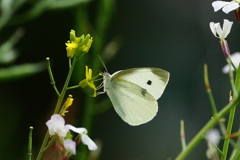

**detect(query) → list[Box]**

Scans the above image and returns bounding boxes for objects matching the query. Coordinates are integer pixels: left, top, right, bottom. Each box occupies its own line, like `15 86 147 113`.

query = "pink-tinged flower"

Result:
64 139 76 155
210 19 233 57
212 0 240 14
222 52 240 73
46 114 69 137
46 114 97 151
66 125 97 150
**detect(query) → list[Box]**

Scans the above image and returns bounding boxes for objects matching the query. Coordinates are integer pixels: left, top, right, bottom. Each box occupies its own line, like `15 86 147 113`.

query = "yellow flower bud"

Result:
65 31 93 58
70 30 76 42
79 66 97 97
60 95 74 116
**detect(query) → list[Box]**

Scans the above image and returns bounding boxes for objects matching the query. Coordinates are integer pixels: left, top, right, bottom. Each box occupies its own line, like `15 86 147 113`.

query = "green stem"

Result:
204 64 226 135
53 57 77 114
36 57 77 160
46 58 60 97
229 59 237 97
229 68 240 159
227 56 237 72
221 60 240 159
35 132 49 160
67 85 80 90
175 97 240 160
69 58 72 69
28 127 33 160
222 106 236 160
180 120 186 151
204 64 217 116
229 129 240 159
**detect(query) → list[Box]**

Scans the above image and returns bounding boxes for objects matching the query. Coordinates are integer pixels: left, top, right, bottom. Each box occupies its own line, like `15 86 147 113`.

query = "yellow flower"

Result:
79 66 97 97
66 46 74 58
60 95 74 116
65 30 93 58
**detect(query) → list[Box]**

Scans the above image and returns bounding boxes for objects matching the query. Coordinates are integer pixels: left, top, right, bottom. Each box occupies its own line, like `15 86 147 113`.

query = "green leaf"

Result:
0 62 46 81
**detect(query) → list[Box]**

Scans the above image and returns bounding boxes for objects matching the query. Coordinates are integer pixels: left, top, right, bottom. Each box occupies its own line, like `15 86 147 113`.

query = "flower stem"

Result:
180 120 186 151
229 129 240 159
227 56 237 71
175 97 240 160
204 64 217 116
222 106 236 160
28 127 33 160
53 57 77 114
204 64 226 134
36 57 78 160
46 58 60 97
221 61 240 159
67 85 80 90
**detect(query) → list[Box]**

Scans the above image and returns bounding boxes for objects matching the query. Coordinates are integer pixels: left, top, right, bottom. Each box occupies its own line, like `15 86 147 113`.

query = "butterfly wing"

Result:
106 79 158 126
111 68 169 100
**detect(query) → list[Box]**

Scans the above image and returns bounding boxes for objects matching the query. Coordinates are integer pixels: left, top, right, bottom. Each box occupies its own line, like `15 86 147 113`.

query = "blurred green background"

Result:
0 0 239 160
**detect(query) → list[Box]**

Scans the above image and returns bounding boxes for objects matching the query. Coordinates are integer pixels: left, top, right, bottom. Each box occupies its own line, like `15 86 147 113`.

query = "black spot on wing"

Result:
147 80 152 85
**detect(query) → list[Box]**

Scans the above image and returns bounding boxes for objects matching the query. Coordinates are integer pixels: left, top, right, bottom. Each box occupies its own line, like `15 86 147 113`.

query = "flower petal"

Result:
222 19 233 38
215 23 224 39
222 63 231 74
205 129 220 145
212 1 230 12
222 52 240 73
222 2 239 13
64 139 76 155
230 52 240 64
222 64 233 74
66 125 87 134
46 114 68 137
209 22 218 37
81 134 97 150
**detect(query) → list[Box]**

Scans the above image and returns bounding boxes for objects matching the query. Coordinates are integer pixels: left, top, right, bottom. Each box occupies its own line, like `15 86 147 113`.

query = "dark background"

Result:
1 0 239 160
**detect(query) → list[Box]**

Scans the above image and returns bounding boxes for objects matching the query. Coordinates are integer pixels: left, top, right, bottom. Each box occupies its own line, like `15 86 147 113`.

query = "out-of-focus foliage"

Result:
0 0 91 81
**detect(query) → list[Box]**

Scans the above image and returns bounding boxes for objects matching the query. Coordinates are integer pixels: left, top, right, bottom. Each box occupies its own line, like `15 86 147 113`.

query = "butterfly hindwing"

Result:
106 79 158 126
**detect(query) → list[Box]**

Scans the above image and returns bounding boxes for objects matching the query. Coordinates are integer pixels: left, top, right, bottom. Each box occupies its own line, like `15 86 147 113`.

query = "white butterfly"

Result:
101 68 170 126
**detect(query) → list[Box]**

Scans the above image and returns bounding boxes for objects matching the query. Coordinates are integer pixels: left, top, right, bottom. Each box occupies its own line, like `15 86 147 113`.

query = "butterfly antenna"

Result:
98 55 108 72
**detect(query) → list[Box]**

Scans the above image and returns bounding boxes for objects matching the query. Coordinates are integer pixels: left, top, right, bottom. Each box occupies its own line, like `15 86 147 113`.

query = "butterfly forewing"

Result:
111 68 169 100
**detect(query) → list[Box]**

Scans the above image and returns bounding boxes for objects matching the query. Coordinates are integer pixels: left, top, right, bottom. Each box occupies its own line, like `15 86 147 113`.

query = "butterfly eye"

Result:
147 80 152 85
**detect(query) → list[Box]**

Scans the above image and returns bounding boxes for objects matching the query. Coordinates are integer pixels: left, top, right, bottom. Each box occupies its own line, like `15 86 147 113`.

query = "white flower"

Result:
64 139 76 155
205 129 220 159
46 114 97 151
210 19 233 57
81 134 98 150
210 19 233 41
212 0 240 14
205 129 220 145
67 125 98 150
46 114 69 137
222 52 240 73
